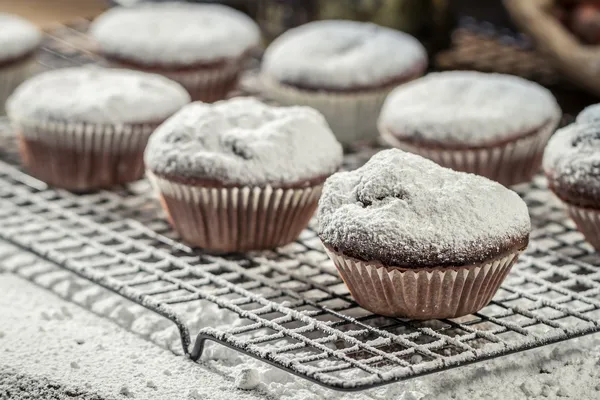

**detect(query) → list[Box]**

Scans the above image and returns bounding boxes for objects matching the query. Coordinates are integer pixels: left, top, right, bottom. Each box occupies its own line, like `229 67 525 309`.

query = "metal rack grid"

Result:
0 19 599 392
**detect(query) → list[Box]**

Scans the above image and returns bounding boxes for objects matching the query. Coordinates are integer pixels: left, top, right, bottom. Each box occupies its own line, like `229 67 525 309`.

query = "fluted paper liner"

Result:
262 77 395 147
565 203 600 251
325 248 521 319
381 121 557 186
0 56 37 115
148 172 323 252
15 119 158 191
107 58 244 103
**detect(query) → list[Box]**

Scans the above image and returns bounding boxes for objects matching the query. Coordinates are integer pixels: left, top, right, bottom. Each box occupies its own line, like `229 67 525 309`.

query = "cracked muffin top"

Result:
318 149 531 268
144 97 343 187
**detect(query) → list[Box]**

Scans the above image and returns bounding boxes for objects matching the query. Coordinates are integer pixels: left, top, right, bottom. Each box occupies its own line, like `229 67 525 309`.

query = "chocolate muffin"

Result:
378 71 561 186
261 20 427 147
145 97 343 252
0 14 41 114
318 149 530 318
7 67 190 191
90 3 261 102
543 107 600 250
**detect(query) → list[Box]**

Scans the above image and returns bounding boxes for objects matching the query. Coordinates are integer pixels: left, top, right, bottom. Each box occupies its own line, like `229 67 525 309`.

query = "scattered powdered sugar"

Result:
145 97 343 186
0 13 42 62
262 20 427 90
318 149 531 267
378 71 561 146
7 67 190 124
543 112 600 203
6 67 191 124
89 3 261 66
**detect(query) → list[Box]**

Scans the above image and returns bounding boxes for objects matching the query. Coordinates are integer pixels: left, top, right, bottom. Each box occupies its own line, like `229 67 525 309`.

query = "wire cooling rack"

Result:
0 18 599 392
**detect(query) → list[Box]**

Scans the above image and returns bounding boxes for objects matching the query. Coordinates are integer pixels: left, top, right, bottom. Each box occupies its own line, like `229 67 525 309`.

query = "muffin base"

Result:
15 120 158 191
564 202 600 251
0 55 37 115
380 121 557 186
105 57 245 103
148 172 323 252
262 78 409 147
325 247 521 319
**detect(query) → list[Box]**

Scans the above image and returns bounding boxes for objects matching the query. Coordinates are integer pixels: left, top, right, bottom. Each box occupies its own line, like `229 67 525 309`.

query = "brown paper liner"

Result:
325 247 521 319
105 58 244 103
148 172 323 252
565 203 600 251
14 120 159 191
380 121 557 186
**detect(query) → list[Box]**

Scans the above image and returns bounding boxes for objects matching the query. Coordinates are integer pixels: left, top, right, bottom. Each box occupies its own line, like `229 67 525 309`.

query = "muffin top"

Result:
379 71 561 148
543 114 600 208
145 97 343 186
7 67 191 124
89 3 261 67
318 149 530 268
0 14 42 63
261 20 427 91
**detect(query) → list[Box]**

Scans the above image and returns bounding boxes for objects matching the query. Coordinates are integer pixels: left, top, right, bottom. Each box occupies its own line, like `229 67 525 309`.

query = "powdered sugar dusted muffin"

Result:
379 71 561 186
90 3 261 102
261 20 427 146
318 149 530 318
0 14 42 114
7 67 190 190
543 109 600 250
145 97 343 252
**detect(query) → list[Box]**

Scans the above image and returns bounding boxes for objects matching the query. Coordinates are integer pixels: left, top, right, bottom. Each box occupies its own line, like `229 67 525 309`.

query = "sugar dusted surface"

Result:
145 97 343 186
318 149 531 267
0 14 41 62
543 111 600 206
89 3 261 66
261 20 426 90
6 67 191 124
378 71 561 147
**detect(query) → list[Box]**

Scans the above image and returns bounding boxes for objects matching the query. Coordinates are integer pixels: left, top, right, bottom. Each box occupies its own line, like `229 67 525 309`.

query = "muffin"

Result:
318 149 530 319
378 71 562 186
145 97 343 252
543 107 600 250
261 20 427 147
89 3 261 102
0 14 42 114
7 67 190 191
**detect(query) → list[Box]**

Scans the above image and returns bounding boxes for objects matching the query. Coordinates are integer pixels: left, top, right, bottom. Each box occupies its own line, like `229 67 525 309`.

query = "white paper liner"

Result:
0 56 37 115
325 248 521 319
380 120 558 186
106 59 243 102
148 172 323 252
261 77 396 147
565 203 600 251
14 120 159 190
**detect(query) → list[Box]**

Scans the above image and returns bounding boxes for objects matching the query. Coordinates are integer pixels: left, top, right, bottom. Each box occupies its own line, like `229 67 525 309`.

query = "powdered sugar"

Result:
6 67 191 124
378 71 561 147
0 14 41 62
262 20 426 90
89 3 261 66
318 149 531 267
577 103 600 124
145 97 343 186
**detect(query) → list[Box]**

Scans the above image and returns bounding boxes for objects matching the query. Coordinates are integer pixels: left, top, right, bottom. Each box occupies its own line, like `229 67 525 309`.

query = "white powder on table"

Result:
0 13 42 62
262 20 427 90
145 97 343 186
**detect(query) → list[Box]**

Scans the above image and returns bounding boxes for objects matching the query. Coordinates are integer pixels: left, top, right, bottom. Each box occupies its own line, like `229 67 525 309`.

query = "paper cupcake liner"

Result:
325 248 521 319
107 59 243 103
15 120 159 191
0 56 37 115
148 172 323 252
565 203 600 251
261 77 396 147
381 121 557 186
